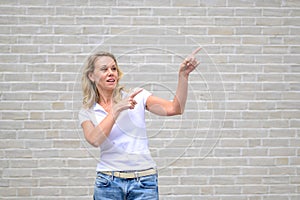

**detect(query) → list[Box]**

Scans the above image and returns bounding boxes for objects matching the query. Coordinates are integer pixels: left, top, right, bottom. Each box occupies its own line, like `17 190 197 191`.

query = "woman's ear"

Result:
88 72 94 82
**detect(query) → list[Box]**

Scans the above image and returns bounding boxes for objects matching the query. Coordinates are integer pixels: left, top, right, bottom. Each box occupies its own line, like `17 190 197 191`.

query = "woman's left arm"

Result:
146 47 201 116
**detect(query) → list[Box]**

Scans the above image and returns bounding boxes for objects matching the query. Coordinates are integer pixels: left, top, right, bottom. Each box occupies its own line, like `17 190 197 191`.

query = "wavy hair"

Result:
81 52 124 109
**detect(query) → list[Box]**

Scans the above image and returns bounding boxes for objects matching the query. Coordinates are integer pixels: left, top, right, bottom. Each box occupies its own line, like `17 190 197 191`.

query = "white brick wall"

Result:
1 0 299 199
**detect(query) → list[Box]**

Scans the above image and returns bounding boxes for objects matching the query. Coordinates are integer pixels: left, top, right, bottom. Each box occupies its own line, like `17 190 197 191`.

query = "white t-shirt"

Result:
78 89 156 171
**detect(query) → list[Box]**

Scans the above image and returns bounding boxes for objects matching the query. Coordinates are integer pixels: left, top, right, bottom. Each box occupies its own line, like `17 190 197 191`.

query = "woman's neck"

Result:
98 89 114 111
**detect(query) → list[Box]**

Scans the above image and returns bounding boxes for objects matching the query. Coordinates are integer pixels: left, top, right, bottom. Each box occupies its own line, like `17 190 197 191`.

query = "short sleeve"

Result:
78 108 97 127
140 89 152 106
124 88 152 108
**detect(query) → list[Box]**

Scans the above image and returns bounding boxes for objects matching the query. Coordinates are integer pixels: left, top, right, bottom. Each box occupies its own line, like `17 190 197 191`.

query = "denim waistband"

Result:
98 168 157 179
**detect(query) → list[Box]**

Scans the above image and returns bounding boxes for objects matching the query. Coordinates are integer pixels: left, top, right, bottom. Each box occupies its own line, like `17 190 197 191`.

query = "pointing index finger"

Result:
191 47 202 56
130 88 143 98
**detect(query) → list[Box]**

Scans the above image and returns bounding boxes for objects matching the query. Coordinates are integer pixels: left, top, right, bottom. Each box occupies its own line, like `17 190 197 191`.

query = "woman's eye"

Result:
112 67 117 71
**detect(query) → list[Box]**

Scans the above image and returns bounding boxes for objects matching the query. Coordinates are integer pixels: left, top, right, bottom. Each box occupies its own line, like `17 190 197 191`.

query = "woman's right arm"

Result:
81 89 143 147
81 112 116 147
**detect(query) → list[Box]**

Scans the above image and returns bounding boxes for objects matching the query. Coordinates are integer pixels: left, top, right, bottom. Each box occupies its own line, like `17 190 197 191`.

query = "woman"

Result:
79 48 200 200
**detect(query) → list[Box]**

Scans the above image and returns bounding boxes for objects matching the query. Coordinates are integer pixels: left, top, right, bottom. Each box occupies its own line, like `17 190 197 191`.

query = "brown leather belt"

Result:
100 168 157 179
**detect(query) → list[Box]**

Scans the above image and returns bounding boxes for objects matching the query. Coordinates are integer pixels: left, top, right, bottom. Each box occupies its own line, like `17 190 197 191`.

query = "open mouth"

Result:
106 78 115 83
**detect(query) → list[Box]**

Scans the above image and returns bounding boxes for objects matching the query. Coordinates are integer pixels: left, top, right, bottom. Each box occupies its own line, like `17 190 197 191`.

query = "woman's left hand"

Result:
179 47 201 77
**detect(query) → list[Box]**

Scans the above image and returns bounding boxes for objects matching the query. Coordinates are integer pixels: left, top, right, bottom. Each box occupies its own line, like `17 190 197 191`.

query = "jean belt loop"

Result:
134 171 140 181
111 171 115 181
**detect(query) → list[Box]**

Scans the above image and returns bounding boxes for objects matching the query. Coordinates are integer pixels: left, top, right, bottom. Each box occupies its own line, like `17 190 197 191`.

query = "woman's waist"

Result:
97 168 157 179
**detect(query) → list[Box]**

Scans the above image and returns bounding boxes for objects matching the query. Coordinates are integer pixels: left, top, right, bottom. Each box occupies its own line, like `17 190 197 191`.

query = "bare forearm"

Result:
84 113 116 147
173 48 200 114
173 73 189 114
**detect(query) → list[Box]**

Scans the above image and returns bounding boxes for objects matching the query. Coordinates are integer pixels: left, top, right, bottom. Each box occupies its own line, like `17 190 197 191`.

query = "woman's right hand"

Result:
111 88 143 118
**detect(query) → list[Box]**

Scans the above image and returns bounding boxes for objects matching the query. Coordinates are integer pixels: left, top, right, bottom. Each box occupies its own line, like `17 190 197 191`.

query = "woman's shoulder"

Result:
79 106 94 118
78 105 98 126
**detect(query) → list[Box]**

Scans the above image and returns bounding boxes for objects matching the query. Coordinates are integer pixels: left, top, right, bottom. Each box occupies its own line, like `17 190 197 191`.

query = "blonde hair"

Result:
81 52 124 109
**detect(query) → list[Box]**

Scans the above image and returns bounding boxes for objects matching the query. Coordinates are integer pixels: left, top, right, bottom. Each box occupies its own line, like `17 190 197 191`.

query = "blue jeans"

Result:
94 172 159 200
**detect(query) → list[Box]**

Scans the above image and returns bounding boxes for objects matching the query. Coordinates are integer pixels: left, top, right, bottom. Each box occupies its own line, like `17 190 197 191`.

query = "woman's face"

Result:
89 56 119 92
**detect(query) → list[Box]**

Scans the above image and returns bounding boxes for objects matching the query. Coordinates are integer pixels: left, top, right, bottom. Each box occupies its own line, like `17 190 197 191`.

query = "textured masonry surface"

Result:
0 0 299 199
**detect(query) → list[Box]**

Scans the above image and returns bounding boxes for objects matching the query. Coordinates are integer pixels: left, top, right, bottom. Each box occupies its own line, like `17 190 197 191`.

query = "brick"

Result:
27 6 55 15
0 6 25 15
159 176 179 185
0 131 13 140
143 0 171 7
242 148 268 156
23 102 52 110
215 186 242 194
270 166 296 176
25 139 53 148
263 176 290 184
0 120 24 129
0 140 24 149
209 177 235 185
172 0 199 7
236 176 262 184
29 112 44 120
0 188 16 196
61 186 90 196
244 186 269 194
110 7 138 16
269 185 297 194
136 8 152 16
24 120 51 129
242 167 268 175
200 0 226 7
263 8 291 16
10 178 38 188
186 17 214 25
31 92 60 101
104 16 131 25
16 187 32 196
227 0 255 7
214 167 240 176
160 17 186 25
276 158 289 165
2 112 28 120
3 168 32 177
208 27 234 35
175 186 200 195
32 188 60 196
178 7 207 16
33 73 61 81
269 148 296 156
53 140 81 148
242 36 269 44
